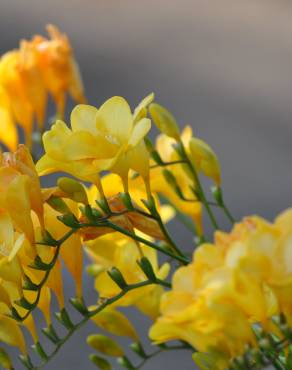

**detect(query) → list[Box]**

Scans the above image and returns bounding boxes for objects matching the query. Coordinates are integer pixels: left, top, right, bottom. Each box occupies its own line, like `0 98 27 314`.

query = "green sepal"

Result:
32 341 48 361
10 307 23 322
39 229 58 247
162 169 184 199
141 196 157 216
89 354 112 370
69 297 89 316
79 204 100 222
54 308 74 330
130 342 148 359
42 325 60 344
18 354 34 369
107 268 128 290
211 186 223 206
14 296 34 310
28 255 51 271
57 213 80 228
119 193 134 211
23 275 39 291
117 356 135 369
95 199 111 214
137 257 156 282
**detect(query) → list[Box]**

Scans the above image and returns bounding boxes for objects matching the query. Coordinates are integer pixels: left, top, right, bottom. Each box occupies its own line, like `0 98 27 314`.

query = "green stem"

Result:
81 220 189 265
178 140 219 230
221 202 235 224
17 229 77 322
34 279 170 369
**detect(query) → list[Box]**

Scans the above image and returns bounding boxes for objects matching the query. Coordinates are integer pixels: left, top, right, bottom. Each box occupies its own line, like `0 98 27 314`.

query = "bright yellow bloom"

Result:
37 96 151 188
0 145 43 243
86 233 170 320
0 25 85 149
150 209 292 369
144 126 203 232
81 172 174 241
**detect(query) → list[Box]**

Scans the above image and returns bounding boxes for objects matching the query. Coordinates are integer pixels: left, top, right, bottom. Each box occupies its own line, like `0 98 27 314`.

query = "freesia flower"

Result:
86 233 170 320
150 209 292 369
144 126 203 233
0 24 85 149
37 96 151 190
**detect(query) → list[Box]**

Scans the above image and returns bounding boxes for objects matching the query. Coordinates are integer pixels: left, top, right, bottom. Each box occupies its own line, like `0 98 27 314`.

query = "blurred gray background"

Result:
0 0 292 369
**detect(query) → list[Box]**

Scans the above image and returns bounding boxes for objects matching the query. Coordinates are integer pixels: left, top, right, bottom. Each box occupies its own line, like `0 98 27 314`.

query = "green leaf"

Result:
87 334 124 357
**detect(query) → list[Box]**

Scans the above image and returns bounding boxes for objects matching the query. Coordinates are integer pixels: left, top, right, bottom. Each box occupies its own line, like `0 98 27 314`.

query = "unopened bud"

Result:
149 103 180 140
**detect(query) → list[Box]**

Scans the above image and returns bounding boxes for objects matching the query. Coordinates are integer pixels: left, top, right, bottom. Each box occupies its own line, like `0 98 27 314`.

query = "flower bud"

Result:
0 348 13 369
89 354 111 370
137 257 156 282
107 268 128 290
189 137 221 185
47 196 71 214
57 177 88 204
149 103 180 140
87 334 124 357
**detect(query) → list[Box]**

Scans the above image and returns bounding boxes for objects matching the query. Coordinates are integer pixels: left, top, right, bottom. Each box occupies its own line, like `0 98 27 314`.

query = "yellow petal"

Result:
0 315 25 353
128 118 151 147
133 92 155 122
71 104 98 135
96 96 133 144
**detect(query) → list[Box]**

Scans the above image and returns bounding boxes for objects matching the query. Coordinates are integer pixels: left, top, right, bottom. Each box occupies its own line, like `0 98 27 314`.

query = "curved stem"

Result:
17 229 77 321
34 279 170 369
81 220 189 265
178 140 219 230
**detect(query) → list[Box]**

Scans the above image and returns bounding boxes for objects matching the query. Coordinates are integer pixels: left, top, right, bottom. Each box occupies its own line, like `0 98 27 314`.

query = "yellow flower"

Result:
150 209 292 368
86 233 170 320
143 126 203 233
31 24 86 118
81 172 175 242
0 145 43 243
0 25 85 149
37 96 151 188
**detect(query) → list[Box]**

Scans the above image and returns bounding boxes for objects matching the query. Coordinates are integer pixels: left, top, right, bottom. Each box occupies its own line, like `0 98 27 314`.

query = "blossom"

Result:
86 233 170 320
0 25 85 149
145 126 203 232
150 209 292 369
81 172 175 241
37 96 151 187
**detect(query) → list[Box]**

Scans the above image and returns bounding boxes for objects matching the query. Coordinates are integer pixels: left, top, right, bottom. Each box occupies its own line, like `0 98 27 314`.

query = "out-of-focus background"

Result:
0 0 292 369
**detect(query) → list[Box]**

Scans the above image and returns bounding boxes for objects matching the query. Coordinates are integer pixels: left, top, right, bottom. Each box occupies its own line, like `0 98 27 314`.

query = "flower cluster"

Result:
0 25 289 370
150 211 292 369
0 25 85 150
